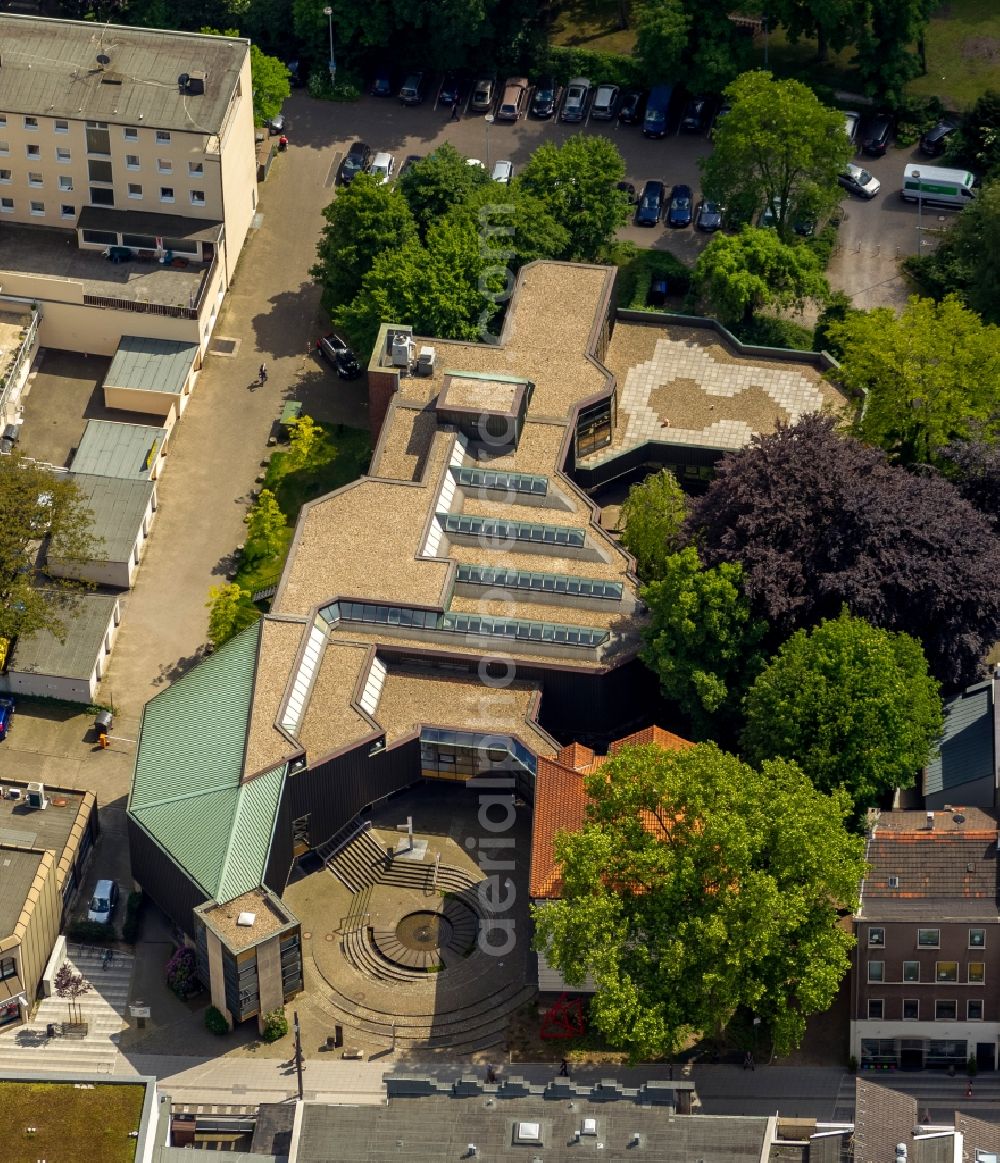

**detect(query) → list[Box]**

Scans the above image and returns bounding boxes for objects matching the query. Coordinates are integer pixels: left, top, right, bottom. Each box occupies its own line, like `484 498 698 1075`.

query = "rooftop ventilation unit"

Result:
25 781 47 810
391 334 414 369
416 346 436 376
185 70 206 95
236 911 256 926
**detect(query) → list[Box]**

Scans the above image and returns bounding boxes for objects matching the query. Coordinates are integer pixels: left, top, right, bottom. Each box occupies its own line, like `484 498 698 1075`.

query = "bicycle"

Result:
249 365 269 391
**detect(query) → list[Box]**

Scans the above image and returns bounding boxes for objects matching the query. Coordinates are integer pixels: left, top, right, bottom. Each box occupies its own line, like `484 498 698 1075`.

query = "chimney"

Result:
926 811 935 830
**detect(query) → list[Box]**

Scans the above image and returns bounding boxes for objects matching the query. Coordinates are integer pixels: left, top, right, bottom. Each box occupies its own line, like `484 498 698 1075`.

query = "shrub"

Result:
205 1005 230 1035
805 223 839 270
165 946 201 1000
67 920 115 944
729 315 814 351
618 250 692 310
895 94 946 148
546 46 641 90
261 1008 289 1042
122 891 144 945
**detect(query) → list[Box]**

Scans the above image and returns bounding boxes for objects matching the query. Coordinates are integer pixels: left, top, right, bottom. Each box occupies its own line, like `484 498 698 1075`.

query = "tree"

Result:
742 610 943 815
618 469 687 582
688 413 1000 691
250 44 291 126
54 964 92 1025
938 438 1000 529
312 174 417 311
852 0 936 104
827 295 1000 464
532 741 865 1058
0 453 99 645
244 489 286 561
700 71 852 243
399 143 490 237
948 91 1000 181
692 227 829 325
634 0 690 86
287 414 320 469
768 0 862 63
444 182 570 272
518 136 630 262
640 547 768 737
206 582 257 649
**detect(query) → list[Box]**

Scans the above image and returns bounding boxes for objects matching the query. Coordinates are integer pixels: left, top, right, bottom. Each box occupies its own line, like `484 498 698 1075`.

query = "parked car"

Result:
590 83 620 120
695 199 724 231
470 76 495 113
338 141 372 186
560 77 592 123
317 332 362 379
268 113 287 136
862 112 893 156
531 76 559 119
492 160 514 184
636 179 665 226
0 696 13 741
643 83 673 138
680 95 710 133
496 77 529 122
920 119 958 157
370 62 393 97
711 101 732 137
87 879 119 925
844 110 861 146
466 158 486 170
438 71 467 108
838 162 881 198
368 151 395 183
618 89 645 125
399 72 425 105
616 180 637 205
666 183 693 227
398 154 422 180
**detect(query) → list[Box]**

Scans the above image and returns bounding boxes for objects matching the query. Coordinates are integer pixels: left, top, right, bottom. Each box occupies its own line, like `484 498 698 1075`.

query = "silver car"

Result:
560 77 591 123
839 162 880 199
368 151 395 184
88 878 119 924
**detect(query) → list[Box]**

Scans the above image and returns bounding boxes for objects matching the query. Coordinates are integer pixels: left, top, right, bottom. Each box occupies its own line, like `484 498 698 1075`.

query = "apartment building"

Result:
0 16 256 354
851 808 1000 1073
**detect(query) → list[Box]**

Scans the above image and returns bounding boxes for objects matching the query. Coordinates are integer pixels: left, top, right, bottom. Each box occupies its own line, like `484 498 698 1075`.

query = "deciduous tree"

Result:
244 489 287 561
532 741 865 1058
742 610 943 814
444 183 570 272
399 144 490 237
618 469 687 582
206 582 258 649
634 0 690 87
640 547 768 737
287 414 320 469
249 44 291 125
688 413 1000 691
938 437 1000 530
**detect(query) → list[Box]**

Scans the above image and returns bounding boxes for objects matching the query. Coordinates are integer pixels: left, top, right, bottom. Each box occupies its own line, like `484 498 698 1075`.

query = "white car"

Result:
368 151 395 183
839 162 880 199
466 158 486 170
491 160 513 184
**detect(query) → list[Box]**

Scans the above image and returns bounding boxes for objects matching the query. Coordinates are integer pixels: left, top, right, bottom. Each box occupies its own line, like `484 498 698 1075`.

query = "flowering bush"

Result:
165 946 201 1000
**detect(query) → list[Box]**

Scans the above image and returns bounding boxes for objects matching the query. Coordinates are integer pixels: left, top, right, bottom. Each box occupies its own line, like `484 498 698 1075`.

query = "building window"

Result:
54 119 69 133
0 170 11 183
936 961 958 982
190 189 205 205
85 123 111 155
969 999 985 1021
903 961 920 982
918 929 940 948
868 961 885 983
123 127 138 141
0 197 12 212
23 116 38 130
125 154 140 170
902 999 919 1020
29 201 44 216
188 160 204 175
0 957 16 980
0 142 8 155
56 147 71 163
28 172 42 187
88 158 113 184
61 204 75 219
970 928 986 948
868 927 885 947
157 158 172 174
155 129 171 143
935 999 958 1021
159 186 175 203
26 144 40 158
969 962 985 984
89 187 114 206
0 115 6 127
128 183 142 199
868 999 884 1020
59 176 73 191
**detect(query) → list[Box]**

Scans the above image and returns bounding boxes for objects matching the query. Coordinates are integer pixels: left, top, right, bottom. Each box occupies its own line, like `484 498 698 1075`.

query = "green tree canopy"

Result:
532 741 865 1059
852 0 935 104
827 294 1000 465
701 71 851 242
518 136 629 262
634 0 690 86
250 44 291 125
206 582 258 649
618 469 687 583
742 610 943 815
640 546 768 737
692 227 829 325
768 0 863 63
399 143 491 237
0 454 99 645
444 182 570 272
243 488 287 562
313 173 417 312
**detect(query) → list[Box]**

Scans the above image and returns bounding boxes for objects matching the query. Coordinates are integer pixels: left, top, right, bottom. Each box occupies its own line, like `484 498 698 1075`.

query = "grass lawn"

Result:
908 0 1000 108
550 0 637 55
0 1081 145 1163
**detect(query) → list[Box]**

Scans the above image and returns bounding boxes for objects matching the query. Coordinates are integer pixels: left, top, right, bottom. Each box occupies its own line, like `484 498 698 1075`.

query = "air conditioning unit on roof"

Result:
26 781 47 809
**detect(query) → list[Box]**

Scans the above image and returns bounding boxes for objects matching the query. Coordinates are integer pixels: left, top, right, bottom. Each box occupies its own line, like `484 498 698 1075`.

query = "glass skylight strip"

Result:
440 513 585 549
450 466 548 496
456 563 622 601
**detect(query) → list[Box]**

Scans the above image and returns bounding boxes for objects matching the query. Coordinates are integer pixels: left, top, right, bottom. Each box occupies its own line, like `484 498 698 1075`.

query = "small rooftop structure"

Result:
194 886 298 955
72 419 168 481
59 473 155 563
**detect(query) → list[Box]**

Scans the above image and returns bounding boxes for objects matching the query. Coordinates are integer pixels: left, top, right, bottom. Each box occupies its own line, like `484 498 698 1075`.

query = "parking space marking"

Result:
325 152 342 188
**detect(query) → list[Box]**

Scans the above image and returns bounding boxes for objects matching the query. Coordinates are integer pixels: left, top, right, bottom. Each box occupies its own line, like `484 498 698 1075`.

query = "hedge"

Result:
66 920 116 944
122 891 144 945
545 46 641 91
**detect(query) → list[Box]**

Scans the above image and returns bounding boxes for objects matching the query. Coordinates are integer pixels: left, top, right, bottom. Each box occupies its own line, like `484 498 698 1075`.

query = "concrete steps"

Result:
326 829 387 893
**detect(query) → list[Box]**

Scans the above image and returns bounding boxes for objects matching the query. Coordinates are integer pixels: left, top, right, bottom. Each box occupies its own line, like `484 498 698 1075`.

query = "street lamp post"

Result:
484 113 494 171
323 6 335 87
913 168 922 251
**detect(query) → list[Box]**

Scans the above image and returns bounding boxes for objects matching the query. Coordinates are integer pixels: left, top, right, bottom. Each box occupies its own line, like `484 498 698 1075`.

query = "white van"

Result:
900 164 976 207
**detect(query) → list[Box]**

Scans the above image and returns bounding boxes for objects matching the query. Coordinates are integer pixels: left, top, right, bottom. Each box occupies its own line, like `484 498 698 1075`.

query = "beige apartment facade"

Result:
0 16 257 354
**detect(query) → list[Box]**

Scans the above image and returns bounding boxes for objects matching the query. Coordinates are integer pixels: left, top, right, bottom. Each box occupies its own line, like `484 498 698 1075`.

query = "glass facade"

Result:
450 466 547 496
419 728 536 782
440 513 586 549
576 397 613 458
455 563 622 601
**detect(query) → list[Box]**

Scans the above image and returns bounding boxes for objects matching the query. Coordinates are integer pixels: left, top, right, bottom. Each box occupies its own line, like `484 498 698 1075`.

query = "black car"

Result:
398 154 422 180
616 180 637 205
339 141 372 185
370 63 393 97
636 180 665 227
694 199 724 232
680 95 710 134
666 184 693 228
618 89 645 125
531 76 558 118
438 71 467 108
862 112 893 156
317 332 362 379
919 119 958 157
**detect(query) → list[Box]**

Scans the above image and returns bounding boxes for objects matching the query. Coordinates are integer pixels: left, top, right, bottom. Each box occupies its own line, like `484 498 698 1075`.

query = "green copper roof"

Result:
128 624 286 902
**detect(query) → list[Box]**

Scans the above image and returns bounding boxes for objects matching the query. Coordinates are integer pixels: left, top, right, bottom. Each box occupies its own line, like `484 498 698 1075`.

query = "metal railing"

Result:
83 254 217 321
0 308 39 418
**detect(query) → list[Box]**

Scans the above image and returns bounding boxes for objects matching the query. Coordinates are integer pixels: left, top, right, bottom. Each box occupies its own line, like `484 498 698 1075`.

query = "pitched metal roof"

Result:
924 679 994 797
60 473 153 562
0 16 247 135
104 336 199 398
128 623 287 901
10 591 119 679
72 419 167 479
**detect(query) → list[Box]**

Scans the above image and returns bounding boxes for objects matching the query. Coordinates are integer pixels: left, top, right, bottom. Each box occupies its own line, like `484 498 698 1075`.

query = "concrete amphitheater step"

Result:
327 829 387 893
322 976 531 1032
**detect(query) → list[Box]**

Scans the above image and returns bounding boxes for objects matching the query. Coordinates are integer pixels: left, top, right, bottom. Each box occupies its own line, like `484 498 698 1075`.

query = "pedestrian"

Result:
743 1050 755 1071
559 1058 569 1077
486 1063 496 1083
967 1079 974 1099
450 98 460 122
259 362 268 384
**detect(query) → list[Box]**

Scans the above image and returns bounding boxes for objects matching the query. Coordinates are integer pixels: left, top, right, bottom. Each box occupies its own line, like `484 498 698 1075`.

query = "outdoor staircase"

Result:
324 825 386 893
0 943 134 1075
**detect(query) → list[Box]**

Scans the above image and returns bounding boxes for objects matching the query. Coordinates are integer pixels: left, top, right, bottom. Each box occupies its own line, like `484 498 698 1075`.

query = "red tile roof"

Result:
529 726 693 899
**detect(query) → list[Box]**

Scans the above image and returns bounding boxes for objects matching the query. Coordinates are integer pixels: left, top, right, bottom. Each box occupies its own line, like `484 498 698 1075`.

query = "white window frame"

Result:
918 929 940 949
25 143 40 158
868 927 885 947
125 154 140 170
60 204 75 219
23 116 38 130
188 160 204 176
155 129 171 144
159 186 175 203
935 999 957 1021
902 998 919 1020
969 961 986 984
127 183 142 199
29 200 44 216
54 119 69 133
0 142 9 155
936 960 958 983
0 197 13 212
903 960 920 982
189 189 205 205
868 960 885 983
0 170 11 184
27 172 43 187
156 159 172 174
123 127 139 141
969 999 985 1021
970 928 986 949
867 999 884 1020
56 146 71 163
58 176 73 191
